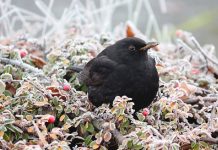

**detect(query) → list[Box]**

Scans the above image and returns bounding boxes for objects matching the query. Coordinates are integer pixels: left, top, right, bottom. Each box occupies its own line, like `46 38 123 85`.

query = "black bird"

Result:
70 37 159 112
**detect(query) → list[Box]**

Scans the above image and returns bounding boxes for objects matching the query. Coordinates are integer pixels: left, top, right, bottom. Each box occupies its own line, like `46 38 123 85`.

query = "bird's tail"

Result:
67 66 83 73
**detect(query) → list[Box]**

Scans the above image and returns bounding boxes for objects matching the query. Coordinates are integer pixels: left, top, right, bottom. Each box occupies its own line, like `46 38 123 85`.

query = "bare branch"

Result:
0 57 44 75
191 37 218 66
199 137 218 144
185 97 218 104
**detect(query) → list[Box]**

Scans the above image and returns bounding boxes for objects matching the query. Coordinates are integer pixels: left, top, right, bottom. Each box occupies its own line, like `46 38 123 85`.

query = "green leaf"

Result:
56 105 63 112
23 133 29 140
199 141 209 148
64 106 72 113
15 130 20 140
69 74 77 83
133 144 143 150
47 123 54 131
52 97 59 106
121 119 130 128
136 113 145 122
63 114 69 123
75 84 88 92
81 84 88 92
127 140 133 148
153 105 159 112
3 90 12 97
6 124 23 133
89 141 96 147
4 119 14 125
86 123 95 133
3 132 10 141
191 142 196 148
136 131 142 137
0 125 7 132
4 65 13 74
1 73 13 80
84 135 93 146
172 144 180 150
172 146 177 150
191 142 200 150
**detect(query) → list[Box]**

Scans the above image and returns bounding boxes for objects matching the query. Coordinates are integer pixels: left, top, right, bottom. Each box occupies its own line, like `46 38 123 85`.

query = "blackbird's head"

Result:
114 37 158 61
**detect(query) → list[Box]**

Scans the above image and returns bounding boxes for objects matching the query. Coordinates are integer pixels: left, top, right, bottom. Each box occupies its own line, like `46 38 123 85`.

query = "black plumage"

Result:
76 37 159 112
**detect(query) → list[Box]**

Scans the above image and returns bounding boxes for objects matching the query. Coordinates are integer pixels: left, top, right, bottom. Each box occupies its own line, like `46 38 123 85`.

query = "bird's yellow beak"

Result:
140 42 159 51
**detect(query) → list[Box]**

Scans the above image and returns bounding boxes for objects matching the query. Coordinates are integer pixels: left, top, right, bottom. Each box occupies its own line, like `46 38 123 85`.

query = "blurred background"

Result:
1 0 218 54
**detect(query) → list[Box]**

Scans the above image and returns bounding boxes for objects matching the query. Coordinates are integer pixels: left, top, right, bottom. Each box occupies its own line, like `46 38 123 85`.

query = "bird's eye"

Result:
128 45 135 51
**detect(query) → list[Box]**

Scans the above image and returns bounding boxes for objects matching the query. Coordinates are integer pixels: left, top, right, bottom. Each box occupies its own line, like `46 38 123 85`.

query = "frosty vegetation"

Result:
0 0 218 149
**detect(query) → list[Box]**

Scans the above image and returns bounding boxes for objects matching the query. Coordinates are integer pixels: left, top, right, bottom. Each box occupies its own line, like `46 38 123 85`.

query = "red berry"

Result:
63 84 71 91
19 50 28 58
142 108 149 117
48 115 55 123
191 69 200 75
175 29 183 37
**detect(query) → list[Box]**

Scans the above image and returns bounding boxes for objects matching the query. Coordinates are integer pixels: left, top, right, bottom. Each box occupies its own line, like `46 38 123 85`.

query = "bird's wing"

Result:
78 55 117 86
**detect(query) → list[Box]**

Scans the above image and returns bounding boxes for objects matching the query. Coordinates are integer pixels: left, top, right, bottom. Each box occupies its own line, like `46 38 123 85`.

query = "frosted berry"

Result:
191 69 200 75
175 29 183 37
63 84 71 91
48 115 55 123
20 50 28 58
142 108 149 117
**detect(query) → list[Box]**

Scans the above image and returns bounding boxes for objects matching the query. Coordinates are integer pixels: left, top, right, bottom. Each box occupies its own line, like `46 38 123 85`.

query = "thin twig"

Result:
191 37 218 66
32 120 48 146
25 79 53 99
199 137 218 144
185 97 218 104
0 57 44 74
208 101 218 128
